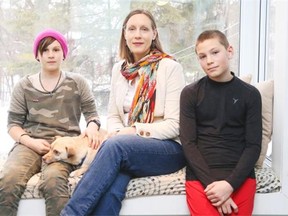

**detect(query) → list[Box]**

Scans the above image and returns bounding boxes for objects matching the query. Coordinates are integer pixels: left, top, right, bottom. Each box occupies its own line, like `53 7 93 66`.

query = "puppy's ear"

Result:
66 146 75 158
52 135 61 142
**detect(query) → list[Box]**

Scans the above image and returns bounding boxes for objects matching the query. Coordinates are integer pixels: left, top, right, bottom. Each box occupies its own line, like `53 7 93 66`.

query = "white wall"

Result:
240 0 288 211
271 0 288 197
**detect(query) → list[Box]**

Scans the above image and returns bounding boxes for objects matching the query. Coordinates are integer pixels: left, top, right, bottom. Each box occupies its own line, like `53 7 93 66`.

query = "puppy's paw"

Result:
69 168 86 177
70 170 82 177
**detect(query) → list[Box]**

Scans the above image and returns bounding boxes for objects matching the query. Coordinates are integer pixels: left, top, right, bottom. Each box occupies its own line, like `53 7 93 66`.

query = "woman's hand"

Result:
116 127 136 135
103 127 137 142
217 197 238 216
104 131 119 140
204 180 234 207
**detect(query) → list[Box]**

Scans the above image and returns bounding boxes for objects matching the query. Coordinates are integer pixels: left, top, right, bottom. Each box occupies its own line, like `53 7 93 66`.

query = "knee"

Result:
0 176 25 201
39 176 69 199
40 167 70 195
44 170 68 183
0 171 27 194
101 136 128 153
42 162 71 180
97 139 127 162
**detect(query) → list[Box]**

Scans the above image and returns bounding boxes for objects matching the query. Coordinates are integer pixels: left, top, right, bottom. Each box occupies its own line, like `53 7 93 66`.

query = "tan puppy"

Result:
43 133 103 177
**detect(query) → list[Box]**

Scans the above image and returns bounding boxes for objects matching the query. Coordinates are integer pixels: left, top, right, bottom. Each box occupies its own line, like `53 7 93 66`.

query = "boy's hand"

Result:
83 124 106 149
28 138 51 155
217 197 238 216
204 180 233 206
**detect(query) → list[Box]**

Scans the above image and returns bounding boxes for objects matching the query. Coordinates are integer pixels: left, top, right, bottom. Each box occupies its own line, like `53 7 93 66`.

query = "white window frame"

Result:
239 0 288 213
270 0 288 199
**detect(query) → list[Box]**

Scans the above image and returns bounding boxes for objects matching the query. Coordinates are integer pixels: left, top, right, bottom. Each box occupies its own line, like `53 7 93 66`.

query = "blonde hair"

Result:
119 9 164 63
195 30 230 54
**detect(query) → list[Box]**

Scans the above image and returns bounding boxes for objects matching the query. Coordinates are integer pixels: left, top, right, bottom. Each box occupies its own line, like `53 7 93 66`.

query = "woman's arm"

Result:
107 61 127 132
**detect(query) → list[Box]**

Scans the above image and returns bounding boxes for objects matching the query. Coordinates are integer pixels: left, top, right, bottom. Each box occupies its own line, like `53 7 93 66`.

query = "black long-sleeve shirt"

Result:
180 73 262 190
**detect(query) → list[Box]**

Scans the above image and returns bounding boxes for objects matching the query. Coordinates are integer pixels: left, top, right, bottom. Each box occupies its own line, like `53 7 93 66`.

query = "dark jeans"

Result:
61 135 186 216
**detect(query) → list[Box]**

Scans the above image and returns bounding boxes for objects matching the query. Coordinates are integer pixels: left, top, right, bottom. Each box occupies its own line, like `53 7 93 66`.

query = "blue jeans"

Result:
60 135 186 216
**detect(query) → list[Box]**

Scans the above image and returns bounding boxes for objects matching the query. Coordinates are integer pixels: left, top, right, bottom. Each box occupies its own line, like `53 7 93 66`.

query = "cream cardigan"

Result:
107 58 185 143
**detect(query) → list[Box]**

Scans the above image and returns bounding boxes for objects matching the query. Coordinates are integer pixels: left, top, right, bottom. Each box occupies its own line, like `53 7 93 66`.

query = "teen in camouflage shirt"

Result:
0 29 102 216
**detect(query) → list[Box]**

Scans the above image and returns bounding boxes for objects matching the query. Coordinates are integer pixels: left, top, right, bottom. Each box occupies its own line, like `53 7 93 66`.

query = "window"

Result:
0 0 240 153
1 0 288 208
0 0 240 110
264 0 276 164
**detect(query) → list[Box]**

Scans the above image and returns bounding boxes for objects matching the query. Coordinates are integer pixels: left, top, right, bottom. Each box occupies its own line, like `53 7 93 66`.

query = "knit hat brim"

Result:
33 28 68 60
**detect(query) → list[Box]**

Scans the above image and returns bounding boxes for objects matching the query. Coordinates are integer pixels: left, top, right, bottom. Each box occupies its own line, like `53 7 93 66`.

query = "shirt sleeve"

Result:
225 87 262 189
73 73 99 122
107 61 127 132
7 77 28 131
180 84 215 187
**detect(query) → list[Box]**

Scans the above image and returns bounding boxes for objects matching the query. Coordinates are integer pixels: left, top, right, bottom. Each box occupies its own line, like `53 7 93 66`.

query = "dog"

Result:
43 132 105 177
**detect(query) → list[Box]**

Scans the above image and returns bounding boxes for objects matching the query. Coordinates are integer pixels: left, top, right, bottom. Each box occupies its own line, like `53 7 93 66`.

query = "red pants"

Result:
186 178 256 216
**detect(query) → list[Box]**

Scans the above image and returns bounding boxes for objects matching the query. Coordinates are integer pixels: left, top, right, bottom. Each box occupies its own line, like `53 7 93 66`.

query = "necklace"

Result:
39 71 62 96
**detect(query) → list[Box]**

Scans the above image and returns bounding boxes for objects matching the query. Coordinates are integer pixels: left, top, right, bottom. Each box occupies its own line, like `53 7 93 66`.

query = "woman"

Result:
0 28 102 216
61 9 186 216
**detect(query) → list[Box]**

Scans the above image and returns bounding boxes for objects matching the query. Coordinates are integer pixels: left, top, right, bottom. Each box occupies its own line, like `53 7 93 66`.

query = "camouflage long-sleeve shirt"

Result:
7 71 98 142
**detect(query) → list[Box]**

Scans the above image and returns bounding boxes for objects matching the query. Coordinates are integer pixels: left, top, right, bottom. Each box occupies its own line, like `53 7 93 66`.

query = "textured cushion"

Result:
0 154 281 200
254 80 274 168
237 76 274 167
255 167 281 193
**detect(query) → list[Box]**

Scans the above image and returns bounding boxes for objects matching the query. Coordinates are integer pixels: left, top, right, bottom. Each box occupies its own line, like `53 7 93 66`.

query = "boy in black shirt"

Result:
180 30 262 215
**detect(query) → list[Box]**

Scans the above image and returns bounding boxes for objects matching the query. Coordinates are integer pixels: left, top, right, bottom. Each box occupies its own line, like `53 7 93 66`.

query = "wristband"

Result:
86 119 101 130
19 133 29 143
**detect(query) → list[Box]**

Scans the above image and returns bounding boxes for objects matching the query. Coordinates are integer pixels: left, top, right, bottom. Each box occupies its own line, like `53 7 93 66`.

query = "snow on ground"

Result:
0 106 13 154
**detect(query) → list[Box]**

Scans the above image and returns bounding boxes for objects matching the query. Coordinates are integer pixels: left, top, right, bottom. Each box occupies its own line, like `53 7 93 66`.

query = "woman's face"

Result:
124 13 156 62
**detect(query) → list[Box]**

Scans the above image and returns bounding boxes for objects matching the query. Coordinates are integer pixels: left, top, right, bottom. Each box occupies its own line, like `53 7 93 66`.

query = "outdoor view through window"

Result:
0 0 240 113
0 0 240 152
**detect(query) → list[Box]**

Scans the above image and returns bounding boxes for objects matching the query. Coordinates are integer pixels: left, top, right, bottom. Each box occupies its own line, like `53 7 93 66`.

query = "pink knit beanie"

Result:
33 28 68 59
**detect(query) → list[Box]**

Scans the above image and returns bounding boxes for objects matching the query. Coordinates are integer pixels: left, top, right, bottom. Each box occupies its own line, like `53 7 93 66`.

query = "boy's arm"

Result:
180 85 214 187
225 87 262 190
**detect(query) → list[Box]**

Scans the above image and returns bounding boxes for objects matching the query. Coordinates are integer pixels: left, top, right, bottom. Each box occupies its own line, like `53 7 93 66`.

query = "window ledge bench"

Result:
0 153 284 215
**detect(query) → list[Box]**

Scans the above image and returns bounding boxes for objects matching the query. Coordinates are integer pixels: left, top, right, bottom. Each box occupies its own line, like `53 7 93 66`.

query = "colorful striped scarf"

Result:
121 49 174 126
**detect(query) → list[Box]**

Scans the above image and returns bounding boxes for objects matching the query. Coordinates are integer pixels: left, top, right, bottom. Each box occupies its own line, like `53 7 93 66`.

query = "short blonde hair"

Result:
195 30 230 54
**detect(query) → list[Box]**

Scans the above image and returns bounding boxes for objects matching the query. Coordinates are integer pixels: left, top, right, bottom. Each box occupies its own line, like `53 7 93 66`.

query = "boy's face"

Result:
38 40 64 72
196 38 233 82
